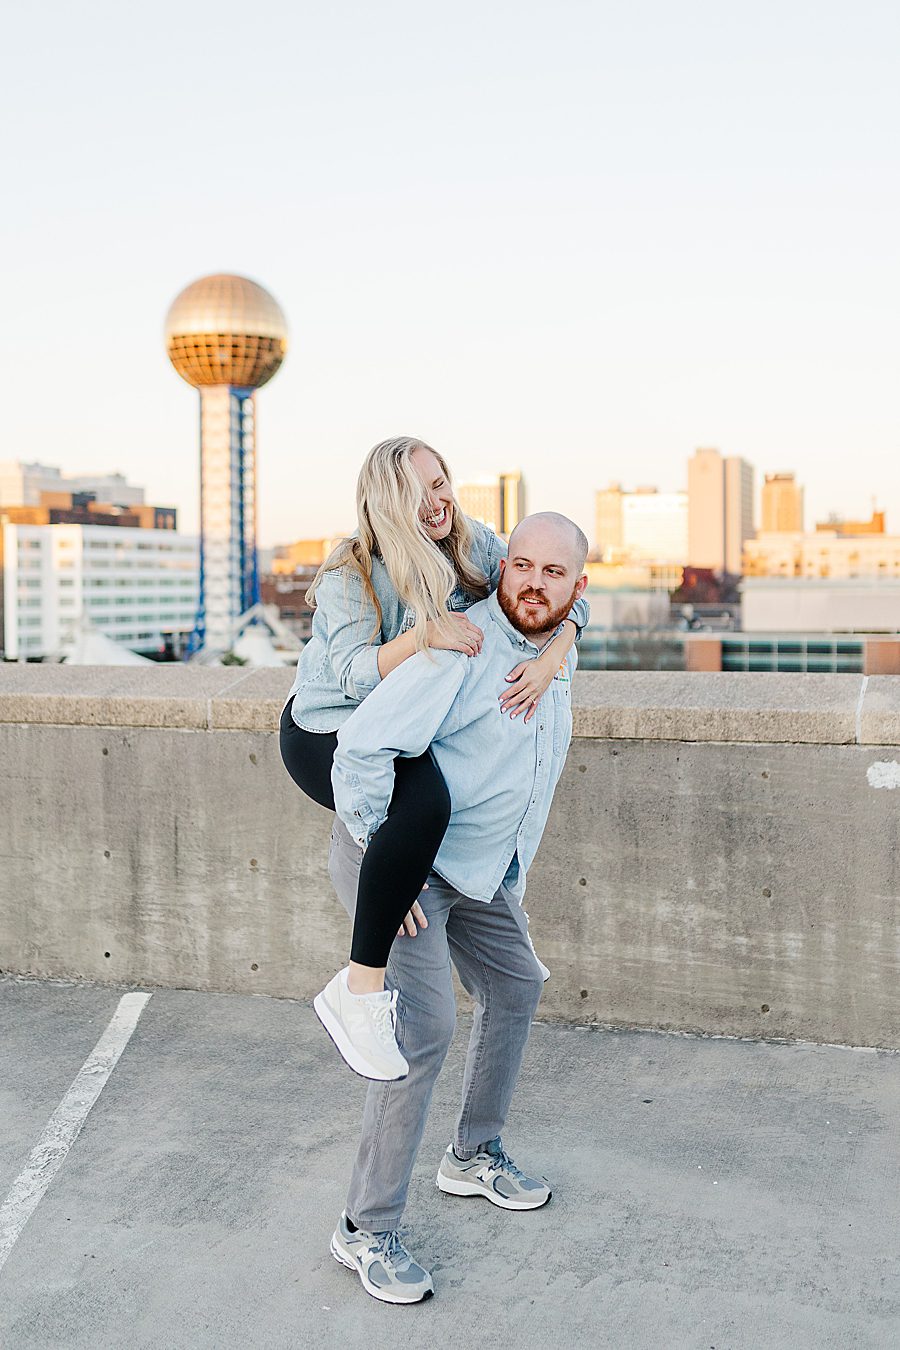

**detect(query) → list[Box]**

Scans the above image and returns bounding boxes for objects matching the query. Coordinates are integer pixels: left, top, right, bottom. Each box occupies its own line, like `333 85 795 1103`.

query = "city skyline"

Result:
3 3 900 546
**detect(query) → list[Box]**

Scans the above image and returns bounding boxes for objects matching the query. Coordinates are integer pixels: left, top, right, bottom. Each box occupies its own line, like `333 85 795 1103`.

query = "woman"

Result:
280 436 588 1081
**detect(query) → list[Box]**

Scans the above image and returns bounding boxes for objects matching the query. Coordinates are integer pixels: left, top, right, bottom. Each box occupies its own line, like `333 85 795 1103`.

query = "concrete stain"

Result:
866 760 900 790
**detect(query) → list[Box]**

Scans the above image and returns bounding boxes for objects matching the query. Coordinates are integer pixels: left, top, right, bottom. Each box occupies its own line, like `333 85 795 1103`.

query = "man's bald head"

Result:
499 512 589 639
507 512 589 574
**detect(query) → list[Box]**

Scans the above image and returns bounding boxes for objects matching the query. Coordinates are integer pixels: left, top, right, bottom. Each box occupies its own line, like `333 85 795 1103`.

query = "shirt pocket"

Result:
552 682 573 757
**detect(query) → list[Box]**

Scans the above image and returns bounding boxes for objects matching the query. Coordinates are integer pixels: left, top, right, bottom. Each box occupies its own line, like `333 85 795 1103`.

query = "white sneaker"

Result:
313 968 409 1081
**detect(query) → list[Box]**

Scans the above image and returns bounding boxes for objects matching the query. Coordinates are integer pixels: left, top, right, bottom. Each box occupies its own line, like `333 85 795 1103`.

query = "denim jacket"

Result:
286 516 588 733
332 590 576 905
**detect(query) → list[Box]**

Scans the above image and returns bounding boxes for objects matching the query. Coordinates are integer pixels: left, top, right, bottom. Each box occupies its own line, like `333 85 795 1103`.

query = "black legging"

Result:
279 697 451 968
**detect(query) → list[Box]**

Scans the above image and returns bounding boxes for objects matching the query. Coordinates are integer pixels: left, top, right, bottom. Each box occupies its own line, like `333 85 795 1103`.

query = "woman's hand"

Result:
499 648 560 722
500 618 577 722
426 613 484 657
397 899 429 938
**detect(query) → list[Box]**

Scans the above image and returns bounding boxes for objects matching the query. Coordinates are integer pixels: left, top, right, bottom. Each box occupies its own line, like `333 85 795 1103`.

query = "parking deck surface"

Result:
1 976 898 1349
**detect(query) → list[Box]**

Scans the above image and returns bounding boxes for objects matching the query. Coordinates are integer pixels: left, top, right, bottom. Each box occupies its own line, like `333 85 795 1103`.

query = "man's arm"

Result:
332 649 468 846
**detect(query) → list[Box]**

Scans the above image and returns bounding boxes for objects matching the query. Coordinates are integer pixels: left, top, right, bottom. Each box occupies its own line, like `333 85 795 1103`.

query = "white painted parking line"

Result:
0 991 151 1275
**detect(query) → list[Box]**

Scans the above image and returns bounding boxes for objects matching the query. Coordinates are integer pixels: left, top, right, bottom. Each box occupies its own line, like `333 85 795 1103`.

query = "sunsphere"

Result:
165 273 288 655
165 273 288 390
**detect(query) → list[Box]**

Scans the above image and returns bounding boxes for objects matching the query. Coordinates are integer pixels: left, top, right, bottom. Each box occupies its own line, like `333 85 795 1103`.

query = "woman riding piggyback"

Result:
280 436 588 1081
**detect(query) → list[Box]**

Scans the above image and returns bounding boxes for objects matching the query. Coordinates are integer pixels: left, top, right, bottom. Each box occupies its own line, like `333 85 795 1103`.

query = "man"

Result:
320 512 588 1305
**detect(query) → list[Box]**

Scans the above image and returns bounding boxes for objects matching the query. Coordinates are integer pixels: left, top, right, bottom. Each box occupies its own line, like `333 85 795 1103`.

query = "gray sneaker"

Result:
436 1137 552 1210
330 1212 434 1304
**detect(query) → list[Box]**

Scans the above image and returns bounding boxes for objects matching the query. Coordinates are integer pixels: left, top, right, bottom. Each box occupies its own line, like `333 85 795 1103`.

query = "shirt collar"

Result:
486 589 544 653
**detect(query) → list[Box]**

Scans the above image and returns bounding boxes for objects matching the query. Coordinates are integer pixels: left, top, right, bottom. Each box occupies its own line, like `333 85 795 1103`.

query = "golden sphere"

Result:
165 273 288 389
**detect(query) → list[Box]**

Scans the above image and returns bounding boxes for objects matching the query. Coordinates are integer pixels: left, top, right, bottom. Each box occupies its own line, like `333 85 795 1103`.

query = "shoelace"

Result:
483 1143 527 1181
369 989 399 1046
372 1229 411 1269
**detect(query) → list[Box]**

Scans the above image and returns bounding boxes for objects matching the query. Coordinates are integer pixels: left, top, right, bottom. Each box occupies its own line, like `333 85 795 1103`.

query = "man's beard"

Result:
497 578 579 637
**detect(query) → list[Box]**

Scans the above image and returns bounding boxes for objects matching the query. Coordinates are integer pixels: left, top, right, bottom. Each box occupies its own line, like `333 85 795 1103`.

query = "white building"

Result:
0 461 145 508
744 531 900 580
1 523 198 660
741 577 900 634
621 491 688 563
584 586 671 629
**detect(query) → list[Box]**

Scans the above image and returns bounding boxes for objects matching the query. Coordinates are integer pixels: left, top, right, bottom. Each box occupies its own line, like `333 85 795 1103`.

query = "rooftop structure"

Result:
1 491 175 532
0 462 146 509
814 509 885 536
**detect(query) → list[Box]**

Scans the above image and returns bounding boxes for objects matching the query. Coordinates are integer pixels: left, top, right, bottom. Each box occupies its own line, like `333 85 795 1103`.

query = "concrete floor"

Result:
1 975 898 1350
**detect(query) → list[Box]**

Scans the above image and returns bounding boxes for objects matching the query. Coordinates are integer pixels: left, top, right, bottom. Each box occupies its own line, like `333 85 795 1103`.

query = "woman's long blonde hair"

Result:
308 437 490 650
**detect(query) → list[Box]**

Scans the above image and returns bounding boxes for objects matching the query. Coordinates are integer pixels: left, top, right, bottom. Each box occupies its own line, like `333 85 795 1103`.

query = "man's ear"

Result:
498 558 507 578
575 573 588 599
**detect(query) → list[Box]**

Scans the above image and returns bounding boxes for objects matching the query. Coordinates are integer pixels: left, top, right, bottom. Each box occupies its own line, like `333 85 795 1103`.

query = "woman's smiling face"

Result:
411 446 454 541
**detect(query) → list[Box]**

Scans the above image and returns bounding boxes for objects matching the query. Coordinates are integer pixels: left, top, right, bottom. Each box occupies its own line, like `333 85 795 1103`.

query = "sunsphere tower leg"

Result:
190 386 259 654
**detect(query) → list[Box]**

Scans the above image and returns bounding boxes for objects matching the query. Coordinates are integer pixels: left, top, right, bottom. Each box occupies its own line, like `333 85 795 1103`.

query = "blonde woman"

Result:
280 437 588 1081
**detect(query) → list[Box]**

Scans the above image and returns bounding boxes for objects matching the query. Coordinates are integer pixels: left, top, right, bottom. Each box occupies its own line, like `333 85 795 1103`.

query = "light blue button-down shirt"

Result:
332 590 576 905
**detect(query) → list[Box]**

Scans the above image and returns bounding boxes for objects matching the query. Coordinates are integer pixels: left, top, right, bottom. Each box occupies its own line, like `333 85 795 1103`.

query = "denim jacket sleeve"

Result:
566 594 590 636
314 567 384 702
332 649 468 846
484 529 508 589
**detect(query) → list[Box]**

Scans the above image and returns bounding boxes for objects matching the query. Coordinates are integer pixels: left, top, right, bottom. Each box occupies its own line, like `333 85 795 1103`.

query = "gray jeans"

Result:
327 820 545 1231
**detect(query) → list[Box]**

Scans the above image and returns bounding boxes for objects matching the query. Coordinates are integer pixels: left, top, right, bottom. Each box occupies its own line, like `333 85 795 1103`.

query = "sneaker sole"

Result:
436 1170 552 1210
330 1237 434 1305
313 992 409 1082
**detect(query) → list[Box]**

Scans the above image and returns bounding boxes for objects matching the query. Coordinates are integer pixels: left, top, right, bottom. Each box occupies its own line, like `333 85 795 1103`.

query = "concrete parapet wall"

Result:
1 666 899 1047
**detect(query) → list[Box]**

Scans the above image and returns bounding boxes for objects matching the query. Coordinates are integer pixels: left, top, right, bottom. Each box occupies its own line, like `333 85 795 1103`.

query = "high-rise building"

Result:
0 462 145 509
0 521 198 660
594 484 624 556
499 471 526 535
165 274 288 654
457 472 526 536
687 448 755 574
761 473 804 533
724 457 754 574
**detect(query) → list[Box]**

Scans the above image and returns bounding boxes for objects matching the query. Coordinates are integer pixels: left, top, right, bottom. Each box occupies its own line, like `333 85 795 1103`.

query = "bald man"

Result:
323 513 589 1304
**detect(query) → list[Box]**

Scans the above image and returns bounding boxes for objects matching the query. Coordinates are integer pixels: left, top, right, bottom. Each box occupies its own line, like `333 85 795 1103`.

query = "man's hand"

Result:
397 899 429 938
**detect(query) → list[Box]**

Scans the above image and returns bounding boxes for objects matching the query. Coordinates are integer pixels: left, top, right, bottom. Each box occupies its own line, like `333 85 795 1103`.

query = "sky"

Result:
2 0 899 546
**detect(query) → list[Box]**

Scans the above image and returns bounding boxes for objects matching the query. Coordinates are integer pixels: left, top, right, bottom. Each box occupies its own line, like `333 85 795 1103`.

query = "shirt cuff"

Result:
566 596 589 637
348 642 383 699
343 773 385 848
